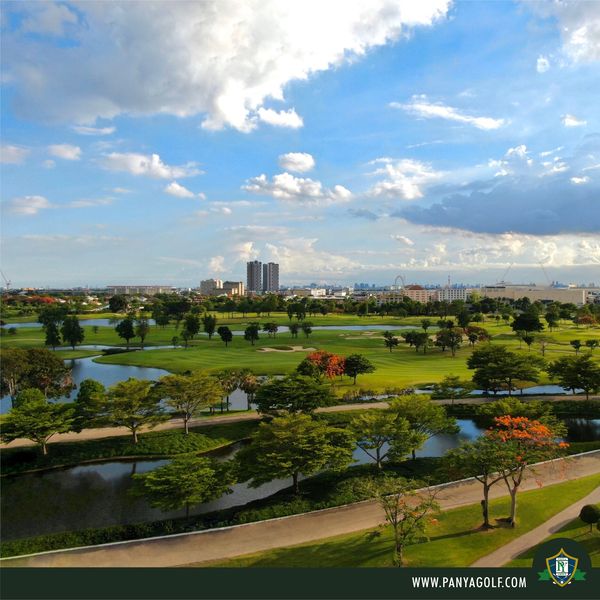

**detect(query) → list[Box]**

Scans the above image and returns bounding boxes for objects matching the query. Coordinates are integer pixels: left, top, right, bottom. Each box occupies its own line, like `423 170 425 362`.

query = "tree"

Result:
155 372 223 433
366 476 439 566
350 412 425 469
344 354 376 385
104 379 168 443
412 332 431 354
383 331 399 352
435 329 462 356
301 321 313 338
23 348 73 399
217 325 233 347
72 378 106 432
215 369 240 413
289 323 300 338
109 294 129 312
37 305 68 328
44 322 61 350
1 388 73 455
521 333 535 351
254 374 335 416
115 317 135 348
570 339 582 354
180 328 192 348
60 316 85 350
457 310 471 330
237 414 354 494
388 395 458 460
201 314 217 339
135 316 151 349
239 370 260 410
430 374 472 404
579 505 600 533
421 319 432 332
183 313 200 340
511 311 544 334
0 348 29 404
444 437 506 528
262 322 279 338
548 355 600 399
132 456 235 518
297 351 345 380
545 312 559 331
244 322 260 345
585 339 598 353
488 416 568 526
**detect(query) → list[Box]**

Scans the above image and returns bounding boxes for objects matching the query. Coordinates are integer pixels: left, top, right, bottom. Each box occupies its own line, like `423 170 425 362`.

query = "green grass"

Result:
506 518 600 567
192 473 600 568
0 420 258 476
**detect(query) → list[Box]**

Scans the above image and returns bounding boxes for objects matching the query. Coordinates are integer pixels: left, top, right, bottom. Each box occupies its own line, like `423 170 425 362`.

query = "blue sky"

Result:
1 0 599 288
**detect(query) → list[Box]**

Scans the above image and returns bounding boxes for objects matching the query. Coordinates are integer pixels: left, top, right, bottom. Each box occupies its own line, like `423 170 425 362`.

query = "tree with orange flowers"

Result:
297 350 346 380
487 415 568 527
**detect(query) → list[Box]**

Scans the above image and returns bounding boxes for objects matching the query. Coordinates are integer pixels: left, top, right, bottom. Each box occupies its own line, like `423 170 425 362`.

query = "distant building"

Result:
107 285 171 296
480 286 590 305
247 260 262 292
222 281 245 296
262 262 280 292
434 288 472 302
199 279 223 295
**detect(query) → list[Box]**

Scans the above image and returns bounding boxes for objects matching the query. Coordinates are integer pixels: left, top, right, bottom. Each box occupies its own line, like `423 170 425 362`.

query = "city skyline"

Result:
1 1 599 288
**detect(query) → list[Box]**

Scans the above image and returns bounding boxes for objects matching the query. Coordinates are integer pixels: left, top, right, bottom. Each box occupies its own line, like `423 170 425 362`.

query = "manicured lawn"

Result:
0 420 258 476
506 517 600 567
191 474 600 568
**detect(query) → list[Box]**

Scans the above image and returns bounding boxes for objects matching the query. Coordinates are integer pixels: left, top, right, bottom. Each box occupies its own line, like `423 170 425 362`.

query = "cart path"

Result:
2 394 596 449
3 452 598 568
471 484 600 567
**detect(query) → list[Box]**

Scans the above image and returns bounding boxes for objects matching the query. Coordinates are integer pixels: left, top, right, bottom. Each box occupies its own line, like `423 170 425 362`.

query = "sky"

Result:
1 0 599 288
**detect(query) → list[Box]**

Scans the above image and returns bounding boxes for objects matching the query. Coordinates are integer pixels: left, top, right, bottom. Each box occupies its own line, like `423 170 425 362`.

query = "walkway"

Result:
3 394 595 449
3 451 598 567
471 484 600 567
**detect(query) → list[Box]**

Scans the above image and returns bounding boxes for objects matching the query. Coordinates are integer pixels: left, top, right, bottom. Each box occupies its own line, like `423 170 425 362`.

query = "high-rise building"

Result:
222 281 245 296
199 278 223 295
262 262 280 292
247 260 262 292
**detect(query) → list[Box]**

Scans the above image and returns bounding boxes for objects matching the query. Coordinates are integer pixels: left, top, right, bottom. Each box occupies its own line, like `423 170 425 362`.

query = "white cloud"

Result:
256 108 303 129
164 181 199 198
5 1 451 130
562 114 587 127
368 158 443 199
101 152 201 179
20 2 78 36
208 256 226 272
536 55 550 73
72 125 116 136
0 144 29 164
226 225 289 237
43 159 56 169
5 195 52 216
391 95 506 130
244 172 352 205
571 176 590 185
112 187 132 194
529 1 600 63
391 235 414 246
68 198 114 208
233 241 259 262
278 152 315 173
48 144 81 160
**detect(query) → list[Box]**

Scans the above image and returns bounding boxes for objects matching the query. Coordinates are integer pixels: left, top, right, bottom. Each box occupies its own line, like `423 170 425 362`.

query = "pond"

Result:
3 419 597 540
0 357 169 414
1 318 159 329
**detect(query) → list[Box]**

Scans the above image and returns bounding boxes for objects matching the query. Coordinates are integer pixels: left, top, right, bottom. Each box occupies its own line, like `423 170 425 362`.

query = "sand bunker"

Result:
258 345 317 353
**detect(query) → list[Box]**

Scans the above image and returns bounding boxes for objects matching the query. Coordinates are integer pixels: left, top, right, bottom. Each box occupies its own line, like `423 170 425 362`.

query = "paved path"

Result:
3 395 595 449
471 483 600 567
3 452 598 568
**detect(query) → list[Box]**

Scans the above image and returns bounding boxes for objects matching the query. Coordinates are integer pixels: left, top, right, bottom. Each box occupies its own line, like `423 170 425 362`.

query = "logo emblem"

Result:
543 548 580 587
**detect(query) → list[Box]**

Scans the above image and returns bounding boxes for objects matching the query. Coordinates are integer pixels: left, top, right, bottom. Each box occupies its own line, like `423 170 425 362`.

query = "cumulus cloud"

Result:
72 125 116 136
562 114 587 127
3 1 451 130
368 158 443 199
536 55 550 72
19 2 78 36
391 235 415 246
278 152 315 173
571 175 590 185
164 181 199 198
244 172 352 205
529 1 600 63
257 108 303 129
101 152 201 179
0 144 29 164
391 95 506 130
48 144 81 160
5 195 52 215
208 256 226 272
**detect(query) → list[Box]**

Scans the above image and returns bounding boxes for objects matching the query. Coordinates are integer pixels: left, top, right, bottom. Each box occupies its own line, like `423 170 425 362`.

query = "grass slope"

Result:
192 474 600 568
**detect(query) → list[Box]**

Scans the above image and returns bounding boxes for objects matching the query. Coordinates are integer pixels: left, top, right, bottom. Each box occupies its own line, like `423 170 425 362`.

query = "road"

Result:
471 484 600 567
2 395 596 449
3 451 598 568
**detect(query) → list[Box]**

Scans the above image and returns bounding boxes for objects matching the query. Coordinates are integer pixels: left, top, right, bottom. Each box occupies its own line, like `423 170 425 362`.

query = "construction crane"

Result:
538 261 552 286
498 262 514 285
0 270 11 291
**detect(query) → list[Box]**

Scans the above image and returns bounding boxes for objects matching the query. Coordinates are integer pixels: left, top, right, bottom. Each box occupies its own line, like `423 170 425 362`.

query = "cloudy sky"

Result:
1 0 599 288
